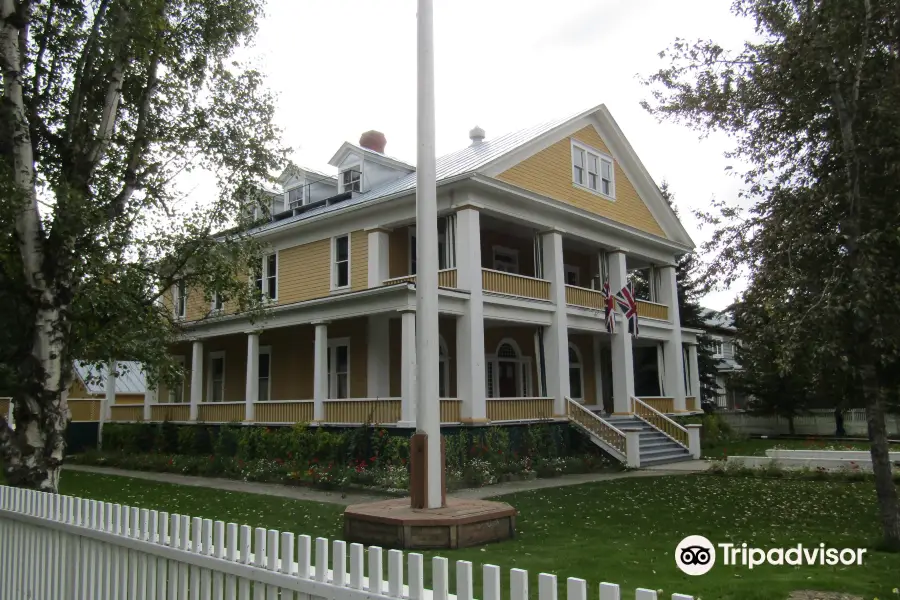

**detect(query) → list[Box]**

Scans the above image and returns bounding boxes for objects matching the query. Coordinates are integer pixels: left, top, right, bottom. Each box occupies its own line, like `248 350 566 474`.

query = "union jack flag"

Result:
615 281 640 337
602 278 616 333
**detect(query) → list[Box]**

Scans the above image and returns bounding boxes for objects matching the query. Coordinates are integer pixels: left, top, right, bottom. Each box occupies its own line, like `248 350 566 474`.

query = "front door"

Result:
498 360 517 397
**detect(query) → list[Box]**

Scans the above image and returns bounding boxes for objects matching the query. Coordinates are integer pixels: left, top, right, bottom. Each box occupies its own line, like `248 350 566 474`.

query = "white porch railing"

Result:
0 486 695 600
631 396 689 449
565 398 628 463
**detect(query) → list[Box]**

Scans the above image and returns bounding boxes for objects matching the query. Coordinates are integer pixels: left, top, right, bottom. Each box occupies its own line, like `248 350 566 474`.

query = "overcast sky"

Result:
241 0 758 311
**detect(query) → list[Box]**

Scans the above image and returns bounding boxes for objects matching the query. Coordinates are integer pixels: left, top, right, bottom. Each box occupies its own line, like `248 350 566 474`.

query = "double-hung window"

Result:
174 280 187 318
328 340 350 399
341 169 361 193
255 254 277 300
258 347 271 402
572 141 615 198
212 292 224 312
208 352 225 402
332 235 350 289
288 186 304 207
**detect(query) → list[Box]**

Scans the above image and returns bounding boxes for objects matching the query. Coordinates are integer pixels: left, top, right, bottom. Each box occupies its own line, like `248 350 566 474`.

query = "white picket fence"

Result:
0 485 694 600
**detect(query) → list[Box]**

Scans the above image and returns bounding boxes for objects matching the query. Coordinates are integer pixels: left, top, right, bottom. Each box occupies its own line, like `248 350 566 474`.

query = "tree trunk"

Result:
864 377 900 551
1 306 70 493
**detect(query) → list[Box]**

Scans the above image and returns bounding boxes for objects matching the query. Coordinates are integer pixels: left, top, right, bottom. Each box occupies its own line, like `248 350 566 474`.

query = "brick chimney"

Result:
359 130 387 154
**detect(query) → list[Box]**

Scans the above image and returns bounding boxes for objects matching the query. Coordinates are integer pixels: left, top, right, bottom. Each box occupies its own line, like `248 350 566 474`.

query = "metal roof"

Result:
73 360 147 395
252 113 577 236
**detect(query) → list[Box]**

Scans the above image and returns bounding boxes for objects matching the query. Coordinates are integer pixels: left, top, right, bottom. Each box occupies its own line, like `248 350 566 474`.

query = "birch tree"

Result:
0 0 283 491
643 0 900 549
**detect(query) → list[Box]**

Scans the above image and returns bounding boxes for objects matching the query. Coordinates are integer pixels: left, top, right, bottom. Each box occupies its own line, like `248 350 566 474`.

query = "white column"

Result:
104 359 117 420
313 322 328 421
400 310 417 425
367 228 391 287
608 251 635 414
245 332 260 421
367 315 391 397
592 335 603 408
455 207 486 421
688 343 701 403
657 265 687 411
190 341 203 421
416 0 442 508
541 230 570 415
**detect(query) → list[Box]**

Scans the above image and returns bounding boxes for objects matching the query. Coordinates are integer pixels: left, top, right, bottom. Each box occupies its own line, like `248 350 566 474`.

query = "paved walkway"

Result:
64 460 711 507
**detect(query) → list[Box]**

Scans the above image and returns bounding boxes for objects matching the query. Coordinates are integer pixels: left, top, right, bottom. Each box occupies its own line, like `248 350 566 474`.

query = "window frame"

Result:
568 343 584 402
711 338 724 357
571 140 616 200
253 253 278 302
327 338 351 399
258 345 272 402
340 167 362 193
168 355 186 404
439 335 450 398
211 291 224 313
331 234 352 290
207 351 226 403
174 280 187 319
485 338 533 398
408 224 449 274
492 245 520 274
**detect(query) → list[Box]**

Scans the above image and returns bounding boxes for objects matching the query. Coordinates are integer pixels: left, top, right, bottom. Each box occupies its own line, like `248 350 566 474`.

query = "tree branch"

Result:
108 52 159 218
28 0 53 102
66 0 110 142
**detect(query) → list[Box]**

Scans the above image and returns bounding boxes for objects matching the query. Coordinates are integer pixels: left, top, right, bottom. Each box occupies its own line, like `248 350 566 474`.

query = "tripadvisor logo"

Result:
675 536 867 576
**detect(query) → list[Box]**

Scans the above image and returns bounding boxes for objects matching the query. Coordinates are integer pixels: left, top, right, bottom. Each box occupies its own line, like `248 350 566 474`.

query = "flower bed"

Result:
71 422 621 493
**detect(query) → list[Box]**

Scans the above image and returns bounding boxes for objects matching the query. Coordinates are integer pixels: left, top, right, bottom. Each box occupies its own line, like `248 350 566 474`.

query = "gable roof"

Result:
253 105 695 249
328 142 416 172
73 361 146 395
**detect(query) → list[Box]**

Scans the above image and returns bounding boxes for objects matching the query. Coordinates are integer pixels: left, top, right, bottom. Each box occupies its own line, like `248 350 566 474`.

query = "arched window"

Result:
486 338 532 398
439 336 450 398
568 343 584 401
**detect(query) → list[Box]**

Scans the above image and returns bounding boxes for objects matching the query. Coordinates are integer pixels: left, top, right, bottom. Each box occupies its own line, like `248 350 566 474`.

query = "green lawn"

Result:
702 437 900 460
47 470 899 600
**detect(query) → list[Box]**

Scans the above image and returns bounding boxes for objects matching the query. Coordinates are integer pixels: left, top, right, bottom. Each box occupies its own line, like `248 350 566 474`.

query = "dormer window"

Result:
341 168 361 193
287 185 304 208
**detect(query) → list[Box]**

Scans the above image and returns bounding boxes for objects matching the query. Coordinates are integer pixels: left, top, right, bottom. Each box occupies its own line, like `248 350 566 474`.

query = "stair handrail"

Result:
630 396 689 448
565 397 627 457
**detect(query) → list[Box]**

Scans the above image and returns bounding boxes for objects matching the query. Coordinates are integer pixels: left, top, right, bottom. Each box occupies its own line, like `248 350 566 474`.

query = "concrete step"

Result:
640 453 694 466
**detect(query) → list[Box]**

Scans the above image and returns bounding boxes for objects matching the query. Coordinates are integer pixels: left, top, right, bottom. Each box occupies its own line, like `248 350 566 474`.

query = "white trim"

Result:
206 351 226 403
570 139 615 200
331 234 352 290
491 245 520 274
327 337 351 399
258 345 272 402
169 355 186 404
568 342 585 402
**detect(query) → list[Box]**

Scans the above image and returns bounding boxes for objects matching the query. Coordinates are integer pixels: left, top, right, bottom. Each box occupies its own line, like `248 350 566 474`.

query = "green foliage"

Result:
642 0 900 547
82 422 620 492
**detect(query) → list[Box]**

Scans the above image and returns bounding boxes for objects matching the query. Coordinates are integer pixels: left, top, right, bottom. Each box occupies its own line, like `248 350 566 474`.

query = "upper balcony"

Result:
377 213 672 321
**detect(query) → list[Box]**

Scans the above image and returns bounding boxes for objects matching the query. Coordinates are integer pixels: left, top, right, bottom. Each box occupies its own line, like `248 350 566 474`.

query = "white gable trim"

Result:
478 105 694 248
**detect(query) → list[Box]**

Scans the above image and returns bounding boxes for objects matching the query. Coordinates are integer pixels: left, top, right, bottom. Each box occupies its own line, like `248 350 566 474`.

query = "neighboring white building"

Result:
700 308 744 410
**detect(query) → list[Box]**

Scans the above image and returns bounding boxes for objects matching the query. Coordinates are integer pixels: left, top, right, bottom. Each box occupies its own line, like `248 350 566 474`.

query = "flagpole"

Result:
414 0 443 509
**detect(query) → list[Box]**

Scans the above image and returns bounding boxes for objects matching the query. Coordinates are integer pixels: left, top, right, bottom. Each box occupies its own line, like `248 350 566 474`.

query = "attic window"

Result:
572 140 615 199
341 168 361 193
288 186 304 208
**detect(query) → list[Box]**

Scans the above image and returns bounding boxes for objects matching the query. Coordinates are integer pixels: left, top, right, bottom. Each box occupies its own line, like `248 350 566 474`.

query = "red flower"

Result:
312 457 319 464
168 458 174 465
287 451 293 459
370 457 377 463
276 458 284 465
